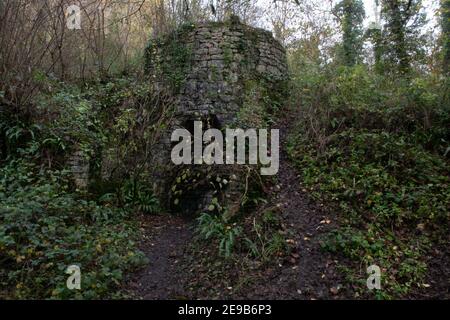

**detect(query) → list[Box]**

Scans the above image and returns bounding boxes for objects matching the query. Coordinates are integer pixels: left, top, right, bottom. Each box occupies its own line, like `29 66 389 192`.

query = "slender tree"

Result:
442 0 450 74
367 0 383 73
368 28 383 73
334 0 366 66
381 0 426 76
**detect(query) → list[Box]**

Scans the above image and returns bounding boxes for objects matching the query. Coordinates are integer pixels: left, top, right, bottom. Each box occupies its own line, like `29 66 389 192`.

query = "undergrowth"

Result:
287 64 449 298
0 76 167 299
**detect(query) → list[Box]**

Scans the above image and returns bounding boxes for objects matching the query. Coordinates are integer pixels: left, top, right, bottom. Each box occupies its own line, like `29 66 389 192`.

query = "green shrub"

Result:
288 65 450 297
0 74 168 300
0 160 147 299
145 32 193 93
120 179 160 214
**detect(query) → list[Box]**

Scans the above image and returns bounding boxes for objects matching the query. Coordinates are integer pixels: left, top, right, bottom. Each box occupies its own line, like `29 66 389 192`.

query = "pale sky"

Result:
254 0 440 42
362 0 439 27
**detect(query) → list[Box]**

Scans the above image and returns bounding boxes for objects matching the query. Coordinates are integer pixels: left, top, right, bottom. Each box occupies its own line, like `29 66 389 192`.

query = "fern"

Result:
119 179 160 214
196 212 242 258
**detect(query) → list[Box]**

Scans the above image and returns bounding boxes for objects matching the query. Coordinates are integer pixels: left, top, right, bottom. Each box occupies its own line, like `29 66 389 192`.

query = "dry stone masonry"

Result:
68 149 90 189
147 17 288 126
146 17 289 214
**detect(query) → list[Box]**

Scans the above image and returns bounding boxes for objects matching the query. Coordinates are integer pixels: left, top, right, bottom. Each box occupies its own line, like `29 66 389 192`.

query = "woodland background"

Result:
0 0 448 299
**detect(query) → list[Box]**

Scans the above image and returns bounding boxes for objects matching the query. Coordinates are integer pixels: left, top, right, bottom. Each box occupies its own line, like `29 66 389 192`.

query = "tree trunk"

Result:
442 0 450 75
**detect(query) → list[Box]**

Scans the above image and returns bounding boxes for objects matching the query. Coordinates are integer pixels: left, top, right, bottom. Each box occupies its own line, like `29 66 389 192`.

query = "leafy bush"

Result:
291 130 449 224
120 179 160 214
0 160 147 299
0 77 164 299
145 30 193 93
288 64 450 297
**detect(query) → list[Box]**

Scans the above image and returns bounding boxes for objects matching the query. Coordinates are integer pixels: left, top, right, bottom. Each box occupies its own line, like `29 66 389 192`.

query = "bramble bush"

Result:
287 63 450 298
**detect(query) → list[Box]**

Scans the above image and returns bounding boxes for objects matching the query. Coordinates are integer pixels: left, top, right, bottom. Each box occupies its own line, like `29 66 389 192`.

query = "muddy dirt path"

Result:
125 215 193 300
233 110 351 299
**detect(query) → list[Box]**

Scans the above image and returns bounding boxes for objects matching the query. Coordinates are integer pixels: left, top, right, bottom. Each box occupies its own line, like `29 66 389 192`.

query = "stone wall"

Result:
146 17 288 215
147 17 288 125
68 149 90 189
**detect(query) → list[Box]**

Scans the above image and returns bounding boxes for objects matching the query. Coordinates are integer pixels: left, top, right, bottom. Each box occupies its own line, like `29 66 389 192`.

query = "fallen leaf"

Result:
330 287 339 295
